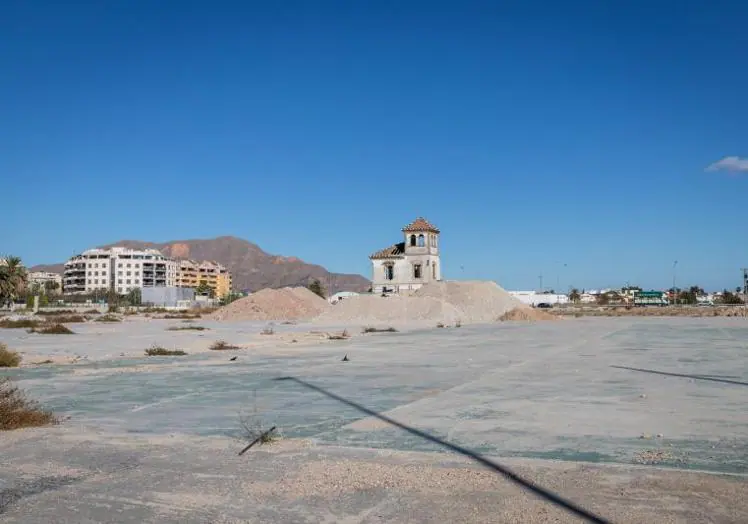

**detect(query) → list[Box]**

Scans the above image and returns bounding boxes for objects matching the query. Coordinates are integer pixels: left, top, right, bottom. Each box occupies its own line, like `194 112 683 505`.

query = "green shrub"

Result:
167 325 208 331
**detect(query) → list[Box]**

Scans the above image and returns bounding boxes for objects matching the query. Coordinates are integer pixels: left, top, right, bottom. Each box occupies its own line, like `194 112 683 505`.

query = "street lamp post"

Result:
672 260 678 306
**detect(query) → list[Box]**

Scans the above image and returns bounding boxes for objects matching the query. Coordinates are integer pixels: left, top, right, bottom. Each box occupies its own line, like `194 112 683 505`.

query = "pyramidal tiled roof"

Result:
369 242 405 260
402 217 439 233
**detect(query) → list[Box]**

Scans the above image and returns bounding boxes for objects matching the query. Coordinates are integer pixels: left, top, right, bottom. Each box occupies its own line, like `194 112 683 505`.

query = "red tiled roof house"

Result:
369 217 441 294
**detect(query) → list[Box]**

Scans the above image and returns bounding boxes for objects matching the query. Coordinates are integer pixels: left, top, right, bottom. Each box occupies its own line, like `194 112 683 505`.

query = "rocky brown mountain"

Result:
31 236 370 294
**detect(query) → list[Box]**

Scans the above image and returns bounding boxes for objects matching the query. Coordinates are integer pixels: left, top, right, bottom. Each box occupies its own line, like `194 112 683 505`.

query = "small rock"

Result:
639 394 647 399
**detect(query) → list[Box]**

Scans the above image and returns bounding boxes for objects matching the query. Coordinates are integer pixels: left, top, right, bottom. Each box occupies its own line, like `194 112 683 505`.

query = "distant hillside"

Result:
30 236 370 294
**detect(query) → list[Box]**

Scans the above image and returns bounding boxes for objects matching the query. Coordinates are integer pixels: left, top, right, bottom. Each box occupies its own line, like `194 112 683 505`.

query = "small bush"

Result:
362 326 398 333
167 325 208 331
0 344 22 368
144 346 187 356
328 329 350 340
83 309 101 315
260 327 274 335
163 313 201 320
94 314 121 323
455 320 462 328
0 319 40 329
46 315 86 324
36 310 75 315
240 414 281 445
30 324 75 335
436 322 445 328
0 378 58 430
210 340 240 350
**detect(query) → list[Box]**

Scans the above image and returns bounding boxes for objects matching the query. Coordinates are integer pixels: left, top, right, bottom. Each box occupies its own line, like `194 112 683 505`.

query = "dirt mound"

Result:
498 307 558 321
315 280 543 326
412 281 523 323
315 294 463 325
210 287 330 321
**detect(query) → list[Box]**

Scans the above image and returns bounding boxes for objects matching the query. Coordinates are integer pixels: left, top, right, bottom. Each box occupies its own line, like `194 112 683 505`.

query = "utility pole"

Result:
538 274 543 293
742 268 748 315
672 260 678 306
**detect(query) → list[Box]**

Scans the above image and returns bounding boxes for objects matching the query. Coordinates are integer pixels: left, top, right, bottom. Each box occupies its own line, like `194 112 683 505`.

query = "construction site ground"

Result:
1 316 747 522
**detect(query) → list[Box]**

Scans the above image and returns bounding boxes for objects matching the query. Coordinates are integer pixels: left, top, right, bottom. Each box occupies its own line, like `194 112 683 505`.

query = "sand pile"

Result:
210 287 330 321
498 307 558 321
315 294 463 325
315 280 554 325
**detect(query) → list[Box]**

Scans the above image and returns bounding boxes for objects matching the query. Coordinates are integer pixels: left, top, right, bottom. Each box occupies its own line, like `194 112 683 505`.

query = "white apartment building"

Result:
63 247 176 294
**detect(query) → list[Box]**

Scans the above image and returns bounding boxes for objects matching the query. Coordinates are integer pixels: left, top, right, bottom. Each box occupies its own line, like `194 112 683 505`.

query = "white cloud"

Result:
705 156 748 173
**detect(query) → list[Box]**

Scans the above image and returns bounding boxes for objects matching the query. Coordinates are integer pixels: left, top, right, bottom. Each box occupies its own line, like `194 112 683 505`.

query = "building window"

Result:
118 271 122 276
118 263 123 268
127 263 131 268
414 264 422 279
126 280 131 285
409 235 416 247
126 271 131 276
384 264 394 281
417 234 425 247
118 279 123 284
432 263 437 279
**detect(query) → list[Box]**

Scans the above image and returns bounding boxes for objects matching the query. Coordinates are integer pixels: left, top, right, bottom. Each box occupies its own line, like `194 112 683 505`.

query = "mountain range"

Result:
30 236 370 294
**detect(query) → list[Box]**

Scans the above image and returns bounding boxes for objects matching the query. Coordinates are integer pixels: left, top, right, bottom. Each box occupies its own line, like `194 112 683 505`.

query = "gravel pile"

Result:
210 287 330 321
315 280 552 325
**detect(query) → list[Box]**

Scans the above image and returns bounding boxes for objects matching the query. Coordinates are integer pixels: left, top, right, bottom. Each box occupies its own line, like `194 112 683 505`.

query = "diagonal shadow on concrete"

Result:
611 365 748 387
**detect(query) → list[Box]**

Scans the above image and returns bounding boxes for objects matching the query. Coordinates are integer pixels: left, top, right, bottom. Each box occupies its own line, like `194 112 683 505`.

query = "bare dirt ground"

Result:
1 316 747 522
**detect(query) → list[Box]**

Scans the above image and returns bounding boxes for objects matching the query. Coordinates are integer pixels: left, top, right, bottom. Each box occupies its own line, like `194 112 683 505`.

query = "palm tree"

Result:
0 256 28 308
568 288 581 303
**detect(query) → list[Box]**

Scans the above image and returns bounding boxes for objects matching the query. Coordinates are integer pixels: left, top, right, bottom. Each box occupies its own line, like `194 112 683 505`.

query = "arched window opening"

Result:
413 264 422 279
409 235 417 247
384 264 394 281
417 234 425 247
432 262 437 279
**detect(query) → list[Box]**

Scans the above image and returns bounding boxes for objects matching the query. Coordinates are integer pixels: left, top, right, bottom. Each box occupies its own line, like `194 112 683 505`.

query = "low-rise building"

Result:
175 260 232 298
369 217 442 294
63 247 176 294
27 272 63 293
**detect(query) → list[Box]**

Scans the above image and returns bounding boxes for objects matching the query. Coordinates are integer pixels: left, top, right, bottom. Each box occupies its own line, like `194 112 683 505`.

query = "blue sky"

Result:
2 0 747 291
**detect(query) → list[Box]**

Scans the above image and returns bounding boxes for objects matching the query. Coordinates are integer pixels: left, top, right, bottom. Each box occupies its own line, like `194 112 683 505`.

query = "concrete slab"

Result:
1 317 747 521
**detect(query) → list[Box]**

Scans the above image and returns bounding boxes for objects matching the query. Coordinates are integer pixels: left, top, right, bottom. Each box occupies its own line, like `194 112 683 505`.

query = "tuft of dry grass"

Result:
0 377 58 430
94 314 121 323
0 319 40 329
46 314 86 324
260 326 274 335
436 322 445 328
362 326 398 333
163 313 201 320
210 340 240 350
30 324 75 335
168 325 208 331
0 343 22 368
144 345 187 356
36 310 75 315
328 329 350 340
